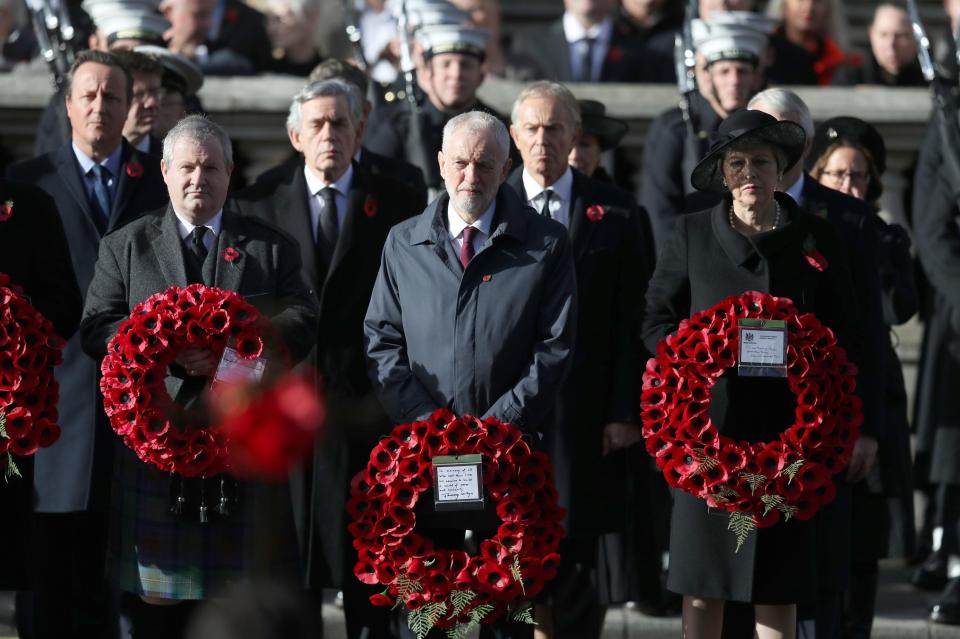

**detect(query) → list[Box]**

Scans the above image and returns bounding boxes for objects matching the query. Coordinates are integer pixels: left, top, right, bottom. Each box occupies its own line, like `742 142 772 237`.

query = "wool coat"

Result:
78 206 319 598
233 160 423 589
363 184 577 432
642 193 862 604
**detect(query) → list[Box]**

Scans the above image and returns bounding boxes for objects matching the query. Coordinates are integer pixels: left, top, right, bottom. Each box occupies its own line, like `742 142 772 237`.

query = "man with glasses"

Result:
114 49 165 156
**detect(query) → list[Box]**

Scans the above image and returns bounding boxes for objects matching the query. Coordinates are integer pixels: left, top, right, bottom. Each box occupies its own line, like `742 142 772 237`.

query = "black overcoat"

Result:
506 168 655 538
233 160 423 588
642 193 862 604
6 142 168 514
0 178 83 589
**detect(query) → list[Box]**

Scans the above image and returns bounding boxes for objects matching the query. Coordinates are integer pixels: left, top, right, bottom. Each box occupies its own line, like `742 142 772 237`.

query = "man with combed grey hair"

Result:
233 72 423 639
79 110 318 639
505 78 655 638
749 87 888 639
364 110 576 636
366 107 576 436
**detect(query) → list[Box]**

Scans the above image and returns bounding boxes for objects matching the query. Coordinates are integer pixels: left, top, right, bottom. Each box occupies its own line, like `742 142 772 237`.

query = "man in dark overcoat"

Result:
6 49 168 639
640 16 769 246
233 77 423 639
364 110 577 638
747 88 887 638
505 80 655 638
80 114 318 638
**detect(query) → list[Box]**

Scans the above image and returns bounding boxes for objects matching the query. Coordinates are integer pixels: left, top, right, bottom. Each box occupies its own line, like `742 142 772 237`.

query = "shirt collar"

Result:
173 208 224 240
784 172 805 205
562 12 613 42
522 166 573 202
447 199 496 239
304 163 354 198
133 136 151 154
72 142 123 179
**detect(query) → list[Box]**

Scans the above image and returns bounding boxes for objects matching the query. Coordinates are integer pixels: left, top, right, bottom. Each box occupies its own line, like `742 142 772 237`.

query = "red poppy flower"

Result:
0 200 13 222
606 46 624 63
125 160 144 178
223 247 241 263
369 593 394 607
586 204 605 222
224 7 239 22
364 196 378 217
804 248 829 272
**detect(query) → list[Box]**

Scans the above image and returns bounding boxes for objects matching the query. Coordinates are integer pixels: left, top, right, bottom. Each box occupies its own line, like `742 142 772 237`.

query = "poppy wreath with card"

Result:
99 284 264 477
347 409 566 639
641 291 862 551
0 273 66 479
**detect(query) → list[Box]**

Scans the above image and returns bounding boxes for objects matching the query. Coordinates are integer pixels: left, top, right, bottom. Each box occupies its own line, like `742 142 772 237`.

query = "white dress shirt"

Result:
447 200 496 260
522 167 574 229
305 164 353 242
174 208 223 252
562 12 613 82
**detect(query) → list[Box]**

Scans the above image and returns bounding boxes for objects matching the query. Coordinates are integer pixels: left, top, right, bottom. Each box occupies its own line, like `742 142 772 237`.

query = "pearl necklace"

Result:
729 200 781 232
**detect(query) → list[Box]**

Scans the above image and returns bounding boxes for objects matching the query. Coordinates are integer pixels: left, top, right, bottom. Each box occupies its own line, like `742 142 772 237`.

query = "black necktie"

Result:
539 189 554 218
317 187 339 266
579 37 596 82
185 226 209 284
90 164 112 220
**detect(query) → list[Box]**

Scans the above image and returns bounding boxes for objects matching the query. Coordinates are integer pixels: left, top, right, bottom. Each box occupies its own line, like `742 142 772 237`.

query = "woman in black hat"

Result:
643 109 864 638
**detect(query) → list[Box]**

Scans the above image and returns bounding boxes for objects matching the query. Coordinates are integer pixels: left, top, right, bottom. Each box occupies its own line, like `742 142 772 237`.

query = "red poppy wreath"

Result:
0 273 66 479
641 291 863 551
99 284 264 477
348 409 565 639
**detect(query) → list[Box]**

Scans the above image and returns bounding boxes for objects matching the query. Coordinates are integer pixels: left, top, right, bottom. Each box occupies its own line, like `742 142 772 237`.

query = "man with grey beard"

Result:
364 109 577 444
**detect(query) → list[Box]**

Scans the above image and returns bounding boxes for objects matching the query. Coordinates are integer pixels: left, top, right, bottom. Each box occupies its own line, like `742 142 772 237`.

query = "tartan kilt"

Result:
108 442 302 600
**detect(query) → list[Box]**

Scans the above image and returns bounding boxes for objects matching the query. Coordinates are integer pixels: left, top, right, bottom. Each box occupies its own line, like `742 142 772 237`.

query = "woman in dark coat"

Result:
642 110 864 638
808 116 918 636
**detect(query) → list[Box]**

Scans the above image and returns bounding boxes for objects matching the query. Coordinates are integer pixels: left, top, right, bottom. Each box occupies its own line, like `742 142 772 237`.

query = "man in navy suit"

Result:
7 49 168 639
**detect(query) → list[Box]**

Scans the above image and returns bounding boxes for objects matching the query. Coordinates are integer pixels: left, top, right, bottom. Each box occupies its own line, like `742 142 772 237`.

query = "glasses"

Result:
820 169 869 185
132 88 166 103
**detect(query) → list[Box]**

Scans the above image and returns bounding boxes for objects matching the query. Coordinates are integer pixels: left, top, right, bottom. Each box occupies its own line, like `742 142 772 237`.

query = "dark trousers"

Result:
31 511 118 639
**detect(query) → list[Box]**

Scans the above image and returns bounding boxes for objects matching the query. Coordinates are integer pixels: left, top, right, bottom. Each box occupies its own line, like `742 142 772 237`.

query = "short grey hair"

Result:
748 88 815 140
441 111 510 164
286 79 363 132
510 81 582 130
162 114 234 167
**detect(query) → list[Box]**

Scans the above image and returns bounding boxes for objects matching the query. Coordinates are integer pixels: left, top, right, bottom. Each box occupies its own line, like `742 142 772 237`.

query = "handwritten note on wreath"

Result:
435 463 481 501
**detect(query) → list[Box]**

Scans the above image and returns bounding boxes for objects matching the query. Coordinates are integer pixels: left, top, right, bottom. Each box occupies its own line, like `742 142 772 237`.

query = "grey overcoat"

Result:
363 185 577 432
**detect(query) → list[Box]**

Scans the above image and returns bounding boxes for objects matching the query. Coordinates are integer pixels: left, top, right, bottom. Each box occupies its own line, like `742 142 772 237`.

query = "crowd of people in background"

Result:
0 0 957 638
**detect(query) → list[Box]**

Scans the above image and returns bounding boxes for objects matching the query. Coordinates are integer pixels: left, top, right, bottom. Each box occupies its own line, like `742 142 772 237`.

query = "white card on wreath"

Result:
212 343 266 386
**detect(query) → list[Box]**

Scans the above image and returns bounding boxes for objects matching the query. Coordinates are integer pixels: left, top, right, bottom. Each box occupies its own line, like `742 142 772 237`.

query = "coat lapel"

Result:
279 167 321 293
151 206 190 287
325 164 366 285
568 171 599 262
214 212 247 291
110 142 141 231
547 21 573 81
54 145 102 234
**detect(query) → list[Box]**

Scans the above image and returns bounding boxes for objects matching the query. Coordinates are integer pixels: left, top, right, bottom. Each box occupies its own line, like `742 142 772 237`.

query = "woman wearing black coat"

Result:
642 110 864 638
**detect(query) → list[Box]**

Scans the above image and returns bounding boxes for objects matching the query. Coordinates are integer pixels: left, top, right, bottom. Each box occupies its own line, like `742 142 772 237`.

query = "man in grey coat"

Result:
364 108 577 639
364 111 576 637
364 110 577 433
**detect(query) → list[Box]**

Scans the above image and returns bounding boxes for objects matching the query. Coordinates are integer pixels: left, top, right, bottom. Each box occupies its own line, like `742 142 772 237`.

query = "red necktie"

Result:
459 226 478 269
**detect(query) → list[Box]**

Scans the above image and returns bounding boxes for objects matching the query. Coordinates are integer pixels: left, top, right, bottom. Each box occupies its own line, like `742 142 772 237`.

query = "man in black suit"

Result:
254 58 428 206
234 78 422 639
747 87 886 639
7 48 168 639
506 80 655 639
80 114 318 638
508 0 646 82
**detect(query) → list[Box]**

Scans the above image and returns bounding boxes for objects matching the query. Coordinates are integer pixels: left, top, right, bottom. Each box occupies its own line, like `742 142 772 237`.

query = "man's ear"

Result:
437 150 445 180
499 157 512 183
288 127 304 153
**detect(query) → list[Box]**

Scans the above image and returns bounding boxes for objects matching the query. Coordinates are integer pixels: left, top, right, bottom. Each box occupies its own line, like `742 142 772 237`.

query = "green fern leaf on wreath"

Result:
510 602 535 625
448 589 477 619
779 459 804 484
727 510 756 553
777 501 799 521
739 472 768 495
469 603 496 625
511 554 524 595
408 602 447 639
760 494 784 517
396 573 423 600
445 623 476 639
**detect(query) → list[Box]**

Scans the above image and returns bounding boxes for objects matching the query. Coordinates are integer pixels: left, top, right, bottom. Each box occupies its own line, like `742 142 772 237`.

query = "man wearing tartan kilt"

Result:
80 115 318 638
